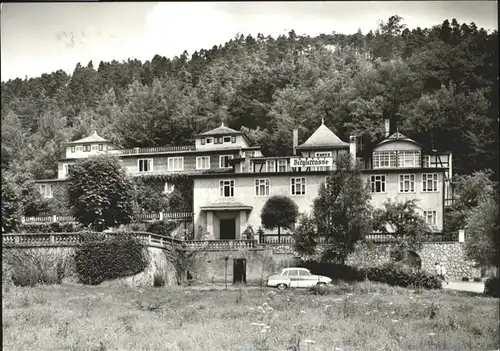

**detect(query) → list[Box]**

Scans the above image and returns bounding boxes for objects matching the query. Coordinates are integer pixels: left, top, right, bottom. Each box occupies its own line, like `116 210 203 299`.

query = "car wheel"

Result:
276 283 288 290
317 282 327 287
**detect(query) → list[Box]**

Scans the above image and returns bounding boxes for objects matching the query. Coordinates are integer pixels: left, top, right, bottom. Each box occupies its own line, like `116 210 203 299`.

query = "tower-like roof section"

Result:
67 131 109 145
197 122 244 137
377 132 422 147
297 119 349 150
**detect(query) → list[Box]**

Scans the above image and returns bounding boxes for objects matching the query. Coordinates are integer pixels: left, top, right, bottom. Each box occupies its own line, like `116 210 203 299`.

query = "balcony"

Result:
109 145 196 156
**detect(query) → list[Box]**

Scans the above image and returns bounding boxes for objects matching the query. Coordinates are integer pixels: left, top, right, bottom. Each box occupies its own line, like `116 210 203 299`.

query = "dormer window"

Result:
206 138 213 144
231 136 236 143
223 136 231 143
83 145 91 152
71 146 75 153
397 151 421 168
373 151 396 168
98 144 103 151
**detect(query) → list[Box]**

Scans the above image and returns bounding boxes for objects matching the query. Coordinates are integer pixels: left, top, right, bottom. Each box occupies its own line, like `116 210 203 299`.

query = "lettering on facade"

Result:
290 157 333 168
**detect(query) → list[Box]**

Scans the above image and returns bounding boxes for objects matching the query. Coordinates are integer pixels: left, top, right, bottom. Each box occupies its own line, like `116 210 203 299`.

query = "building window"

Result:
397 150 421 168
422 173 438 192
206 138 212 144
278 159 287 172
98 144 103 151
76 146 82 152
223 136 231 143
291 177 306 195
164 182 175 194
423 210 437 227
39 184 52 198
167 157 184 171
219 180 235 197
231 136 236 143
266 160 276 172
83 145 91 152
91 144 98 151
370 175 386 193
255 179 270 196
196 156 210 170
373 151 397 168
71 146 75 153
399 174 416 193
422 155 431 168
219 155 233 168
63 164 69 176
138 159 153 172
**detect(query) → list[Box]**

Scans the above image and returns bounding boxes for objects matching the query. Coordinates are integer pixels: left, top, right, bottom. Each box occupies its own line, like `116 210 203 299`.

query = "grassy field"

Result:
2 282 499 351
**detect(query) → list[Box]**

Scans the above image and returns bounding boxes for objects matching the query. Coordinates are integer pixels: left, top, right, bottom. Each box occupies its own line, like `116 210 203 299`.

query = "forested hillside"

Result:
1 16 498 183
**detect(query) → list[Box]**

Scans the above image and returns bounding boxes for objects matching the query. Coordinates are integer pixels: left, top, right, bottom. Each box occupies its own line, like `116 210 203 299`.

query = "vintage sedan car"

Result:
266 267 332 290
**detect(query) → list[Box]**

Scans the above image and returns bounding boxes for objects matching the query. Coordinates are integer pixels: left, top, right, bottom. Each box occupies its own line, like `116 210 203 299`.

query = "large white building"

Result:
36 119 453 241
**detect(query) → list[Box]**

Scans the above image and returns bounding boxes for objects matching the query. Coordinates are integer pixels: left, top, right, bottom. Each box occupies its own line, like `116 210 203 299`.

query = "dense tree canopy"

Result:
67 155 135 231
1 17 498 194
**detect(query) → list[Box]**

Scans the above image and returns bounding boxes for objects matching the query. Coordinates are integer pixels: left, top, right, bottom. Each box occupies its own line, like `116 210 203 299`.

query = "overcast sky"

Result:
1 1 497 81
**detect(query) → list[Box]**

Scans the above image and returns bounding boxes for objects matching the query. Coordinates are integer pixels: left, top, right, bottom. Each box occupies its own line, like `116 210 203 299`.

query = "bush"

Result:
74 232 150 285
18 222 83 233
3 249 66 287
484 277 499 297
146 221 178 237
300 260 442 290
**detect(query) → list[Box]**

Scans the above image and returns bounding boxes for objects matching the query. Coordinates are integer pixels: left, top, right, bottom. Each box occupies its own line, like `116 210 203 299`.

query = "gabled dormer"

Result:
195 122 251 150
371 132 423 169
65 131 117 159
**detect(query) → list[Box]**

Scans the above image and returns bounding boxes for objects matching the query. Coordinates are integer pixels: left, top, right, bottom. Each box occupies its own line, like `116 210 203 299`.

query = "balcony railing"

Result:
260 232 459 244
2 231 185 248
184 239 257 250
20 212 194 224
109 145 195 156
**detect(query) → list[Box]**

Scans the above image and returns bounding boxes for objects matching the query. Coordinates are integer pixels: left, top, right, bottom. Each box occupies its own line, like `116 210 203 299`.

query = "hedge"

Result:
74 232 149 285
18 222 83 233
301 260 442 290
484 277 499 297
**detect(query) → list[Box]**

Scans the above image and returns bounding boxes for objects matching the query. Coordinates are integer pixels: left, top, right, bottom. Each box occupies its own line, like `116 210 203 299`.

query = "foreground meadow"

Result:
2 282 499 351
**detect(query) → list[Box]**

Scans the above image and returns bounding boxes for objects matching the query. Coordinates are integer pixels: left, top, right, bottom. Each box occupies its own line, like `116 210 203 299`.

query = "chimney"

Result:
292 129 298 156
384 118 390 138
349 135 357 166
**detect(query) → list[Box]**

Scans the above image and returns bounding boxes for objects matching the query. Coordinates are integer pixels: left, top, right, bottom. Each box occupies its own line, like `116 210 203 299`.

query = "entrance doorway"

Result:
220 219 236 239
233 259 246 284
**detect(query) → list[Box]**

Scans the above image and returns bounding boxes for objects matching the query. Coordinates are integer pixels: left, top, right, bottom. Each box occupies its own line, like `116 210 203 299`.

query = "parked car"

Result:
266 267 332 290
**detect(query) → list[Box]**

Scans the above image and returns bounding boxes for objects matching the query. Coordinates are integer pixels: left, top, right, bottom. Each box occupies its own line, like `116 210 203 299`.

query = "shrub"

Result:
3 249 66 287
18 222 83 233
74 232 150 285
484 277 499 297
153 270 166 287
146 221 179 236
300 260 442 289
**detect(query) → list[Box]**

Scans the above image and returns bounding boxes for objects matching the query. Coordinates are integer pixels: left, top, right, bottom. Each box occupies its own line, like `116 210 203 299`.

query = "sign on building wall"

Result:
290 157 334 168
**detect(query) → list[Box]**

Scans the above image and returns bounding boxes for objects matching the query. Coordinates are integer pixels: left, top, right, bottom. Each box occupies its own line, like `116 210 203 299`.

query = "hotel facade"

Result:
36 119 453 240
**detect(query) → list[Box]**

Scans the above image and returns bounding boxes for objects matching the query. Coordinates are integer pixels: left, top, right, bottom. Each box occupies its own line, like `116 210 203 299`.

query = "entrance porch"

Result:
198 203 252 240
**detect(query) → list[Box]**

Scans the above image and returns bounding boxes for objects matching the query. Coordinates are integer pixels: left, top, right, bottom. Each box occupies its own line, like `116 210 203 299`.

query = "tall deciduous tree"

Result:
464 195 499 269
1 175 21 233
261 195 299 242
293 213 318 256
68 155 135 231
313 155 372 264
373 199 431 261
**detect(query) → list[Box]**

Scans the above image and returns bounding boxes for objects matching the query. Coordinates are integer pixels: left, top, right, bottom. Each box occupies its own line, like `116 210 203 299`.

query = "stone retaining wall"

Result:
263 242 475 280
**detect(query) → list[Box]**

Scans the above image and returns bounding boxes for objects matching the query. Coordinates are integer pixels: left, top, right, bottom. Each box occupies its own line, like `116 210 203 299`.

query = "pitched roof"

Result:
377 132 422 147
198 122 243 136
297 120 349 149
67 131 109 144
